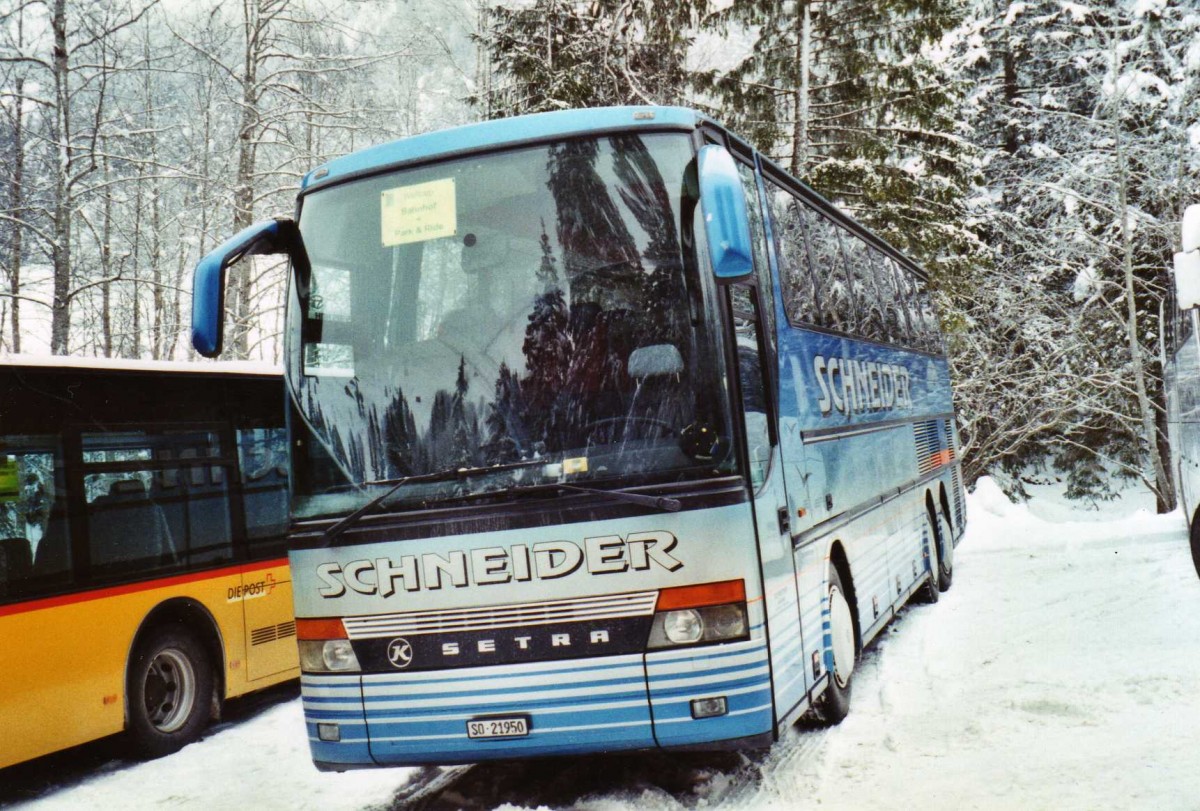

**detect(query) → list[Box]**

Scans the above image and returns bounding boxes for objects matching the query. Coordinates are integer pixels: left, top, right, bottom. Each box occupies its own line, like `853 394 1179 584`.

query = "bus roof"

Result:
0 354 282 377
301 106 706 193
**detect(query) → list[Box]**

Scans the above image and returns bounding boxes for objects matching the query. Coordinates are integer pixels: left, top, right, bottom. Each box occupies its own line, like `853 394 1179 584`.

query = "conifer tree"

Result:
952 0 1196 509
477 0 705 116
697 0 983 286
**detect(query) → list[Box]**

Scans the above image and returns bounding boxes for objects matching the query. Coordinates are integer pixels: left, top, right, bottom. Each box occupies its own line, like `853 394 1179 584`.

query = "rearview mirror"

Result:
1183 204 1200 253
628 344 684 378
1175 250 1200 311
697 144 754 282
192 218 299 357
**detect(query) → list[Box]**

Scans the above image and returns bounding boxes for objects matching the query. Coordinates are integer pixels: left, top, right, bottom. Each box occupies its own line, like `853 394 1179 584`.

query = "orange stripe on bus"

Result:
0 557 290 618
296 618 348 640
656 579 746 611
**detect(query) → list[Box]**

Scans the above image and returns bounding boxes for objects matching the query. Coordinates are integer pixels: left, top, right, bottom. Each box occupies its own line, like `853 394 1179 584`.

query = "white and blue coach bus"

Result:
191 107 965 769
1167 204 1200 577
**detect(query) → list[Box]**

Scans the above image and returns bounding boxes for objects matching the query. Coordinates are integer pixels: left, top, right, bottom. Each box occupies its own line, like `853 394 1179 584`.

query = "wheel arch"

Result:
925 489 938 527
826 539 861 654
1189 505 1200 580
937 481 955 537
125 598 226 727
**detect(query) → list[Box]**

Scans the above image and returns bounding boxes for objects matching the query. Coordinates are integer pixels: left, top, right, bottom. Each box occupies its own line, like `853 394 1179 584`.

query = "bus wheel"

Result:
1190 512 1200 580
934 509 954 592
127 626 214 759
814 567 856 724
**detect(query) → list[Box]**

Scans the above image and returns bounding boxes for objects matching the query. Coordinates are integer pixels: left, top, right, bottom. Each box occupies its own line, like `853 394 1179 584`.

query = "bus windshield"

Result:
287 132 735 520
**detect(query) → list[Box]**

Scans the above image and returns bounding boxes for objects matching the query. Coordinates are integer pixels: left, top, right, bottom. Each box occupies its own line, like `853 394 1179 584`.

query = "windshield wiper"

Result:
554 483 681 512
320 458 549 545
468 481 681 512
320 459 685 545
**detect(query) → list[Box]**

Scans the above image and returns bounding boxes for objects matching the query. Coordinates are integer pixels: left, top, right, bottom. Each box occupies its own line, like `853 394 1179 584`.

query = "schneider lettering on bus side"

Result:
315 530 684 598
807 354 915 416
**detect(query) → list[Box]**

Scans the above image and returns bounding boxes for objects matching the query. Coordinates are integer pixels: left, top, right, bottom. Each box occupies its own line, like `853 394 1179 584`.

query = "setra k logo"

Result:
387 638 413 669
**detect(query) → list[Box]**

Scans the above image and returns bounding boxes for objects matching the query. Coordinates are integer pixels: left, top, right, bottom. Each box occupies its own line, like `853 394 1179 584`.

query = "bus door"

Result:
730 283 810 721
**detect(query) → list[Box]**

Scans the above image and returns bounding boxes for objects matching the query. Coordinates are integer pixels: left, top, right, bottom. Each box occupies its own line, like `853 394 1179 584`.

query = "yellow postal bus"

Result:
0 357 297 768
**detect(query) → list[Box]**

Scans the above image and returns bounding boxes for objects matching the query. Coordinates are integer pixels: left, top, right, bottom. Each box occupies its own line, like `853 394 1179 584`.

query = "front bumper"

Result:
302 637 773 766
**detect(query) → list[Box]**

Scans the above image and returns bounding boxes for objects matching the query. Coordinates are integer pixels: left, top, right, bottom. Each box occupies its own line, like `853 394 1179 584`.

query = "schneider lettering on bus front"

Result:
315 531 685 597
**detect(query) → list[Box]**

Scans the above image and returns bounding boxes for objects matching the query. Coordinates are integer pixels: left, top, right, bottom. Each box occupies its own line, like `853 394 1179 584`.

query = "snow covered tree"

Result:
0 0 158 355
483 361 524 464
697 0 984 288
478 0 705 116
950 0 1198 510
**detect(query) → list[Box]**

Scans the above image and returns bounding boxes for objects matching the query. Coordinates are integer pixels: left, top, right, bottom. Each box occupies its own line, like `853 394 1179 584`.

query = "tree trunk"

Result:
8 73 24 354
790 0 811 178
229 0 264 359
1001 36 1019 155
130 167 143 358
151 178 163 359
1115 120 1175 513
49 0 72 355
141 28 165 360
101 148 112 357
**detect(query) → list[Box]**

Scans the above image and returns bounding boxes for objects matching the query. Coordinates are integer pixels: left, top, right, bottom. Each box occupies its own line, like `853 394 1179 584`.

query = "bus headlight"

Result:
298 640 361 672
647 580 749 649
663 609 704 644
704 603 748 638
296 618 361 673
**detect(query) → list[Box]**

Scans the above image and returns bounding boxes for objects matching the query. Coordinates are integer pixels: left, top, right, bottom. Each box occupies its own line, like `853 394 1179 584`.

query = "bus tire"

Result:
126 625 214 759
933 508 954 592
814 566 856 725
1190 510 1200 580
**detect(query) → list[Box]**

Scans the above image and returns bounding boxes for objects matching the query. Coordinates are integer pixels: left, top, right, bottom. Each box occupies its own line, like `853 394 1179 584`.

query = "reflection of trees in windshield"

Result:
371 360 485 482
475 136 689 467
293 134 727 508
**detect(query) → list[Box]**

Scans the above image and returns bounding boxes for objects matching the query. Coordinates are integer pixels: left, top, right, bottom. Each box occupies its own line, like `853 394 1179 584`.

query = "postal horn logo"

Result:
387 637 413 669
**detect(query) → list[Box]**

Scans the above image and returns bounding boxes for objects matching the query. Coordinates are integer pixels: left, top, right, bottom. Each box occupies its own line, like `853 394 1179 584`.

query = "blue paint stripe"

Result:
360 656 643 690
649 674 771 702
360 678 649 707
647 654 768 679
368 703 652 736
646 640 767 665
366 689 652 715
307 738 373 765
652 697 773 725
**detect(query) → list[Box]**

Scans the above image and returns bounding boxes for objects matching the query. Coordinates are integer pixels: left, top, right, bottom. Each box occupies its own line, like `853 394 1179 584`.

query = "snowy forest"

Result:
0 0 1197 511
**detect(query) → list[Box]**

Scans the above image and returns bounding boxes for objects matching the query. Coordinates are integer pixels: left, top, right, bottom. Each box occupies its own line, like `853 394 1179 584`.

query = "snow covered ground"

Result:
5 478 1200 810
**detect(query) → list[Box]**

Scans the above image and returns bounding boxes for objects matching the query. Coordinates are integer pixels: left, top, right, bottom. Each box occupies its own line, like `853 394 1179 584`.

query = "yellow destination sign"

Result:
0 458 18 502
381 178 457 246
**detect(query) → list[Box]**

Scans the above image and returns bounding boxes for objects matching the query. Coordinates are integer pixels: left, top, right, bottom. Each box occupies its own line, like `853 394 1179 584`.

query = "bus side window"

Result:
911 278 943 352
894 264 931 352
796 202 855 333
730 285 771 490
85 474 177 570
736 163 777 347
237 427 289 552
840 231 885 343
871 249 910 345
82 430 234 573
766 182 822 328
0 440 71 598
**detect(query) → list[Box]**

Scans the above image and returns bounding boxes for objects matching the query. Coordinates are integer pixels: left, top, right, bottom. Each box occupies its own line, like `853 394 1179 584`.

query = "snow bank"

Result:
20 702 411 811
968 475 1182 553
